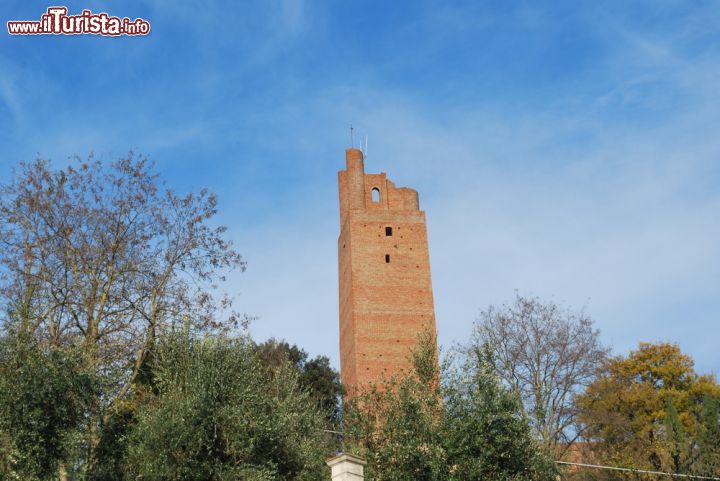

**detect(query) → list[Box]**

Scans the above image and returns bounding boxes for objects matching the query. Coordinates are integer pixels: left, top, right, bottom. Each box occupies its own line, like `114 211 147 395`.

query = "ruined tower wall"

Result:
338 148 437 395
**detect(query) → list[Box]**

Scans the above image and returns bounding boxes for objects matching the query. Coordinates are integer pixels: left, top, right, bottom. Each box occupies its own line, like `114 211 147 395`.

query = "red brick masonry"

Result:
338 148 437 395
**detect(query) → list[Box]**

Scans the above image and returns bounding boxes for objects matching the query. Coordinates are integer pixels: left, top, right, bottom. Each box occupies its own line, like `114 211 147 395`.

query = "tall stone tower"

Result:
338 147 437 395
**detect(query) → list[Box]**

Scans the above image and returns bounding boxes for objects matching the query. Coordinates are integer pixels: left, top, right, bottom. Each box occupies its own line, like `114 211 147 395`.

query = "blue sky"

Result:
1 1 719 374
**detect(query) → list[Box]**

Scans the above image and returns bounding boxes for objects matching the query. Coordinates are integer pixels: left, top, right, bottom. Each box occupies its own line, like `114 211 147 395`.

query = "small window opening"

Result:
385 254 390 263
371 188 381 203
385 226 393 236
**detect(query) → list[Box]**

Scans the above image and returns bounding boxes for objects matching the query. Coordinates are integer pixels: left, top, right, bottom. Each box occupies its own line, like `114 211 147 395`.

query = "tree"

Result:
473 294 608 456
575 342 720 477
344 332 556 481
0 333 96 480
443 344 557 481
256 338 344 425
0 154 244 468
696 394 720 476
125 330 331 480
343 333 446 481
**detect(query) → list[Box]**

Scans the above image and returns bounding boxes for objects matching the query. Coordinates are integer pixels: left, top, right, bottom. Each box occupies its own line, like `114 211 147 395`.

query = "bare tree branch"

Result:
473 294 609 457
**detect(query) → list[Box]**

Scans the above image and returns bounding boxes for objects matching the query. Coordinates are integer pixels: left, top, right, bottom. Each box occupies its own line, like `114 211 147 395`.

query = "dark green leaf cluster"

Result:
255 339 344 425
344 333 557 481
0 335 96 480
443 345 557 481
696 395 720 476
124 330 331 481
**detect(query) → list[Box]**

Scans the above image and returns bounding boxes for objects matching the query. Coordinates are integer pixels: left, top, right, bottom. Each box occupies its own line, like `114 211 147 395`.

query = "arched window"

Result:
371 188 381 203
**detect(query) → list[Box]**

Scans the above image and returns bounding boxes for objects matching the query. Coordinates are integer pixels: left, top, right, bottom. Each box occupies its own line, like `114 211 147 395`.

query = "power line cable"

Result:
557 461 720 480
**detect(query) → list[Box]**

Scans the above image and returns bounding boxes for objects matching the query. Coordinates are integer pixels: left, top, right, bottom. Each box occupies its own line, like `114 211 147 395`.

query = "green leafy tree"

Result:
344 332 556 481
344 333 446 481
443 344 557 481
696 394 720 476
0 334 96 481
664 398 691 474
256 338 344 424
125 330 331 481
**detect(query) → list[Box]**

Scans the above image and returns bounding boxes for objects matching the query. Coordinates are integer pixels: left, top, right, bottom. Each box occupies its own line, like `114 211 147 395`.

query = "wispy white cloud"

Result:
0 71 22 125
1 1 718 374
222 7 720 372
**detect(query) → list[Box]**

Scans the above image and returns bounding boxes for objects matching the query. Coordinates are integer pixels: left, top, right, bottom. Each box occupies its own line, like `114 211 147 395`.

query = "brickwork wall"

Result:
338 148 437 395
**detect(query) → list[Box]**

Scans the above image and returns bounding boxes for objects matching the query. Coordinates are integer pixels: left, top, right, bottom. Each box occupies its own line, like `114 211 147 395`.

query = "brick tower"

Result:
338 147 437 395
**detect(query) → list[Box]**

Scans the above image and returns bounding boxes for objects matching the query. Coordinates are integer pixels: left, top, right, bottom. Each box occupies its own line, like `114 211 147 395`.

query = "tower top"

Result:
345 147 364 167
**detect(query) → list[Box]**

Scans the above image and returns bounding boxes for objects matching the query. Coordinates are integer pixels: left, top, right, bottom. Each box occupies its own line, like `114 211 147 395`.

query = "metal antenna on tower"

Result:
364 135 368 158
350 124 354 148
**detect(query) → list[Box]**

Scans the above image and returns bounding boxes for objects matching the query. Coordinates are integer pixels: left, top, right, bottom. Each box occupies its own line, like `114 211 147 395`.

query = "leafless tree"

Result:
473 294 608 458
0 153 244 462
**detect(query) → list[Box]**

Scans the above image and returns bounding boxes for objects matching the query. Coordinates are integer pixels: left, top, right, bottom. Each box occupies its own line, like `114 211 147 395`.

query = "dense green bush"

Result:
0 335 96 481
124 331 331 481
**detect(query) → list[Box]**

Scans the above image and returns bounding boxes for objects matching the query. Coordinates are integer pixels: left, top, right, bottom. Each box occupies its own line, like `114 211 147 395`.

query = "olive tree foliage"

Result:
0 154 244 404
255 338 344 425
0 334 96 481
344 332 556 481
473 295 608 456
125 330 331 481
